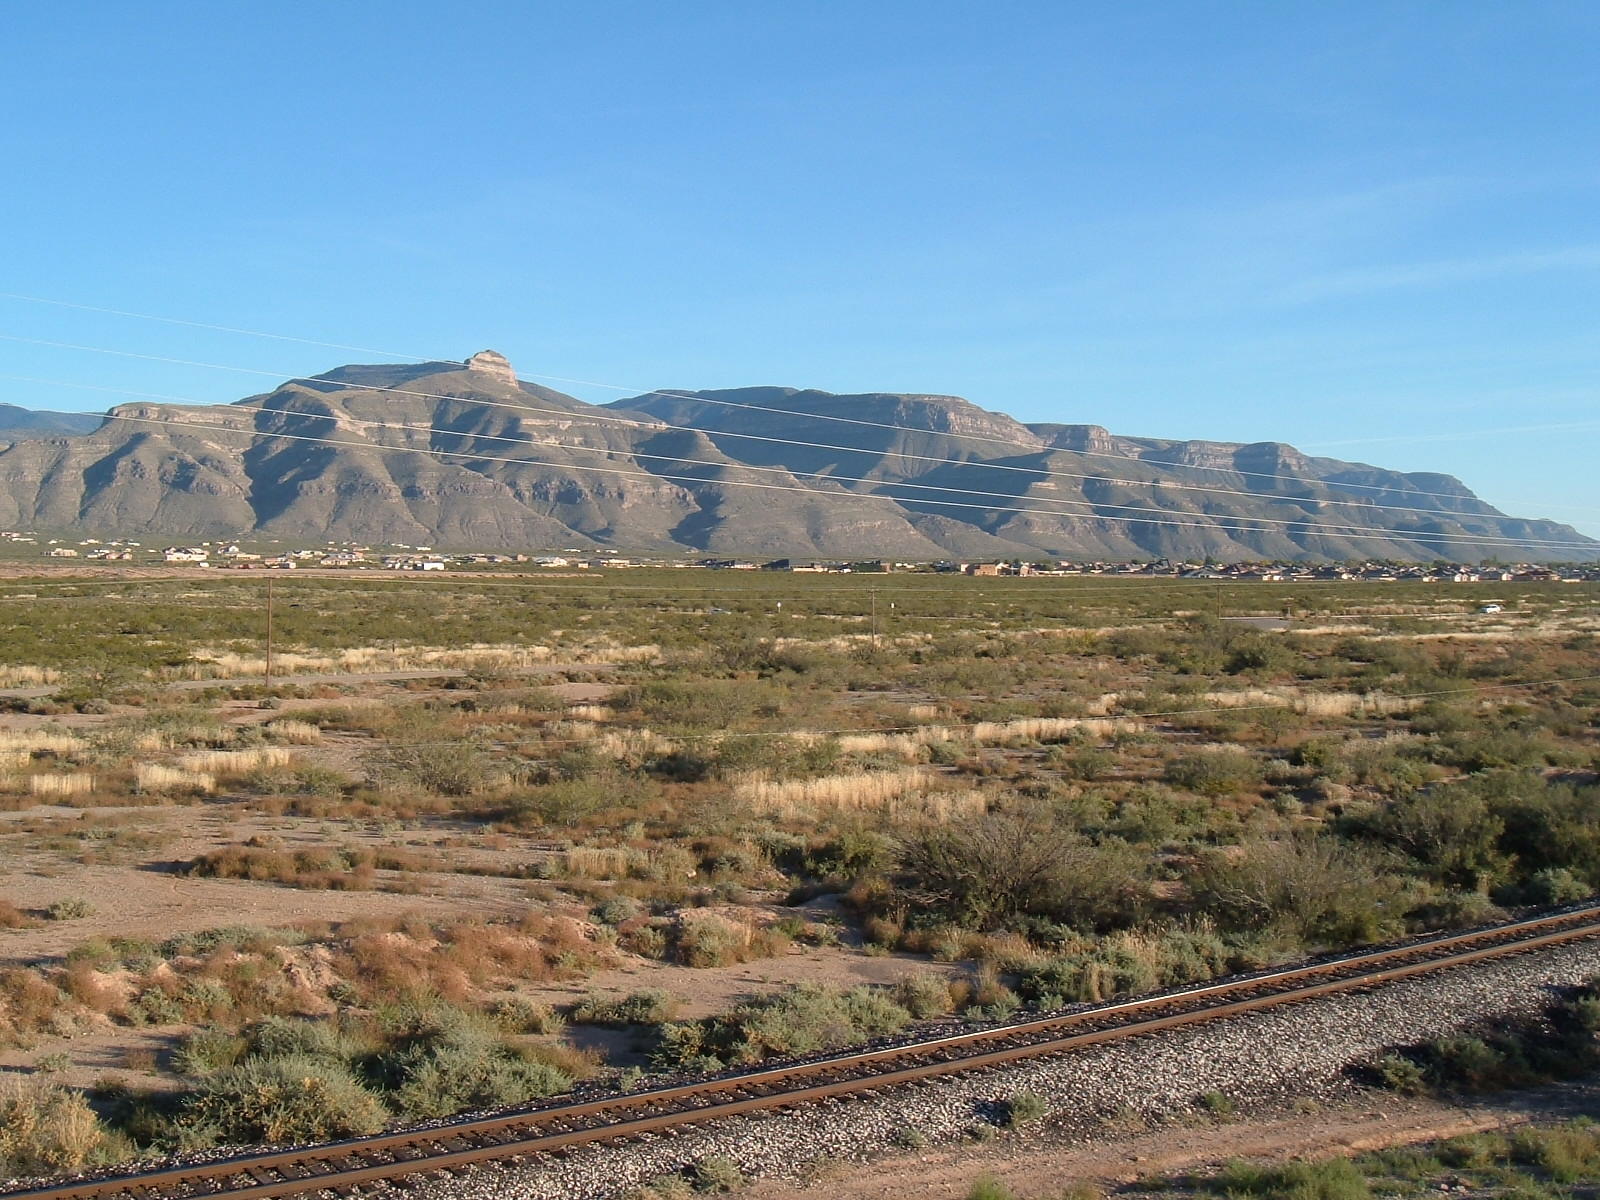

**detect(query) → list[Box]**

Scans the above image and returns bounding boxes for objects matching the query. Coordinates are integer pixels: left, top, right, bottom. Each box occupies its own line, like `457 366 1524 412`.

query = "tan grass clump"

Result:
737 768 928 813
735 769 983 822
171 642 567 680
136 764 216 794
27 774 95 798
0 665 60 689
565 705 610 722
1200 690 1285 709
263 719 323 745
177 747 294 775
969 716 1137 746
837 727 952 761
594 728 673 763
19 773 85 798
544 720 599 742
0 730 84 757
558 846 633 880
1294 691 1420 718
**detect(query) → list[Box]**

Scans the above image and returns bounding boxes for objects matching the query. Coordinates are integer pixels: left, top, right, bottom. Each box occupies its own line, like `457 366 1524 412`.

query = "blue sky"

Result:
3 2 1598 536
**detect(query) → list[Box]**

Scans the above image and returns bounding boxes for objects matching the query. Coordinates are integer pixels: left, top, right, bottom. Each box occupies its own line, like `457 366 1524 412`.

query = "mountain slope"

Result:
0 353 1589 561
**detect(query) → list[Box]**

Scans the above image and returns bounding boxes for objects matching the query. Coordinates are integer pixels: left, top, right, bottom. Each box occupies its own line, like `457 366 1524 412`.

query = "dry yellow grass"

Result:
0 665 60 688
262 719 323 745
27 774 95 798
734 769 984 822
737 768 929 811
176 747 294 775
836 727 952 761
969 716 1138 745
164 639 660 680
0 730 84 757
136 764 216 794
558 846 633 880
1295 691 1419 718
594 728 672 763
1198 689 1420 718
544 720 599 742
565 705 610 722
1200 689 1284 709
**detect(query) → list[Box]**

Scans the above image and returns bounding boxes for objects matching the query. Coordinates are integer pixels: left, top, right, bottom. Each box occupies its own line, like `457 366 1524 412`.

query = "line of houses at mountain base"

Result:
7 532 1598 581
719 558 1600 583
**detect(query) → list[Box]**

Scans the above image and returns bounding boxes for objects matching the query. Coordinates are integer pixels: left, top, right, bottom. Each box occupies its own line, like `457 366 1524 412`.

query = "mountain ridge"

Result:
0 353 1588 561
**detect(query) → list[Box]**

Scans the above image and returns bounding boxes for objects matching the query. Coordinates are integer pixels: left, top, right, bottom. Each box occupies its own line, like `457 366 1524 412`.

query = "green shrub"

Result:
654 983 913 1069
896 812 1148 931
377 1023 572 1119
1163 749 1263 797
366 738 494 796
183 1055 387 1143
488 997 567 1035
174 1030 248 1078
593 895 644 926
0 1076 109 1174
689 1154 745 1193
1371 1053 1427 1095
1004 1090 1047 1125
1215 1156 1371 1200
892 972 954 1019
572 989 680 1026
965 1176 1018 1200
1197 1089 1235 1116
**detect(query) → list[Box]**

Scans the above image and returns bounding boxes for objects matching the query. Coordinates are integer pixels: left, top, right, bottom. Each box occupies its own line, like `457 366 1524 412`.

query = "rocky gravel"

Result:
398 939 1600 1200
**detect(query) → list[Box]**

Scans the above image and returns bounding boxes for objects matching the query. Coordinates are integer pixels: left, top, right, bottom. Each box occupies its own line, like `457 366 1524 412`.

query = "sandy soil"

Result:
745 1082 1600 1200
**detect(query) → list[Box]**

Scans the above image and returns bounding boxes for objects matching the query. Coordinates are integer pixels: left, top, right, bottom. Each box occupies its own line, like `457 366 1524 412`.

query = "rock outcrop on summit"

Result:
0 352 1589 561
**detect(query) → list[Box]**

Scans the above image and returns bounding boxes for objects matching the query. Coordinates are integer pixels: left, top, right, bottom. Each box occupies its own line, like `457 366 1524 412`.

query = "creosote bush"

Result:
0 1076 110 1175
654 982 913 1071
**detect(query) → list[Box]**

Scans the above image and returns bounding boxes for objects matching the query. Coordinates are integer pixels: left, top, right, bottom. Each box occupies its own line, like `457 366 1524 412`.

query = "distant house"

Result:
45 547 78 558
965 563 1001 577
162 548 209 563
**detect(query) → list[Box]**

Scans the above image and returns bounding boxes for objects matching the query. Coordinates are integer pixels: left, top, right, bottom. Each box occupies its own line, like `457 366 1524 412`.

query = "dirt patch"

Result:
744 1082 1600 1200
528 942 963 1023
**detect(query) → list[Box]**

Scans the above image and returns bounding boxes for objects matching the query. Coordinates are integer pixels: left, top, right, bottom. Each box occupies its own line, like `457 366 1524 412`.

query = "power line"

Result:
0 570 1587 600
1 351 1570 531
0 360 1593 552
13 375 1576 548
6 368 1573 539
84 406 1600 552
1 309 1595 519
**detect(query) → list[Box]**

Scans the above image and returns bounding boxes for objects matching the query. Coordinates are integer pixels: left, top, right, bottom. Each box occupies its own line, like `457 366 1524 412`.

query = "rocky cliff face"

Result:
0 353 1589 561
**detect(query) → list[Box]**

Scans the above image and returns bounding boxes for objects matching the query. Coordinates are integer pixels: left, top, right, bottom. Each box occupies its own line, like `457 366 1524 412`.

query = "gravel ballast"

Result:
397 939 1600 1200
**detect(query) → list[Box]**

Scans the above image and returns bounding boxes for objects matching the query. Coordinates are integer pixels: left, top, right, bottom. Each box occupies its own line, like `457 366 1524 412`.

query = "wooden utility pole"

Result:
871 588 879 648
265 575 274 684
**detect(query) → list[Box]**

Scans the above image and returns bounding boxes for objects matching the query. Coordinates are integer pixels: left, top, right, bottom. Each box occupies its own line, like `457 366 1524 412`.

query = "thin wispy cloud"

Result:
1283 245 1600 303
1304 418 1600 448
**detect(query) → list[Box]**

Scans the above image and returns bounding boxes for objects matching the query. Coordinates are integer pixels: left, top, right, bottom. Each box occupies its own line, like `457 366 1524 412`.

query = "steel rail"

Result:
11 904 1600 1200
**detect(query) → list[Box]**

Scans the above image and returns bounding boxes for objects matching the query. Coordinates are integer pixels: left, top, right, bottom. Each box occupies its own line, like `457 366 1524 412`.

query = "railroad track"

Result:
13 904 1600 1200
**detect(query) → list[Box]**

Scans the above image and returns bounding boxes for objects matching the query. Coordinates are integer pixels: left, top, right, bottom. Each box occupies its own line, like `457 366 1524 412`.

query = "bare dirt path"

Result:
743 1082 1600 1200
